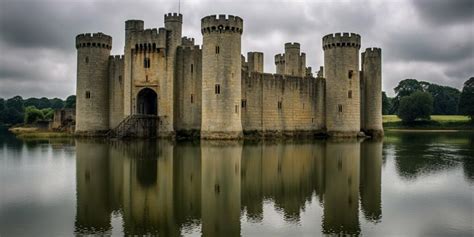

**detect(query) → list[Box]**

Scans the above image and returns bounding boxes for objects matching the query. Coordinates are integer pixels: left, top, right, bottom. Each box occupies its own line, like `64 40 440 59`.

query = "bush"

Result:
24 106 45 124
397 91 433 123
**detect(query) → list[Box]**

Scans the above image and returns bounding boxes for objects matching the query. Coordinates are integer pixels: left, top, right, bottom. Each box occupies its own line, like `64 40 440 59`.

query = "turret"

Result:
361 48 383 137
247 52 264 73
274 54 285 74
75 33 112 134
123 20 144 116
323 32 361 137
201 14 244 139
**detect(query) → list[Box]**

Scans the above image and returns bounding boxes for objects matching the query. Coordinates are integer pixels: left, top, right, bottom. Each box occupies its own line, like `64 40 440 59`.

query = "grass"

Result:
383 115 473 130
9 127 73 138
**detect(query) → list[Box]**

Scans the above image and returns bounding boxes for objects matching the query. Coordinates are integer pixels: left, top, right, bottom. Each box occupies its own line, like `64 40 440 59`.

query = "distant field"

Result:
383 115 472 130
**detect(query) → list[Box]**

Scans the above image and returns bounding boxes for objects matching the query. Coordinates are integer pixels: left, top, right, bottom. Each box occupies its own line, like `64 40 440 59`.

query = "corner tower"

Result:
75 33 112 134
361 48 383 137
201 15 244 139
323 33 361 137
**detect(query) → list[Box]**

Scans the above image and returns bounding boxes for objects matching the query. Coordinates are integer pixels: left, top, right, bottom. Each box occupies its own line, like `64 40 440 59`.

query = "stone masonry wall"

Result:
108 55 125 128
361 48 383 136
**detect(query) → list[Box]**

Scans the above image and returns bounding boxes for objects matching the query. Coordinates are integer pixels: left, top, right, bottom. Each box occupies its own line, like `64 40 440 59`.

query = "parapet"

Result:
181 37 195 47
76 32 112 49
125 20 144 32
362 47 381 58
285 42 300 50
109 55 124 62
201 14 243 34
164 13 183 23
274 54 285 64
322 32 361 50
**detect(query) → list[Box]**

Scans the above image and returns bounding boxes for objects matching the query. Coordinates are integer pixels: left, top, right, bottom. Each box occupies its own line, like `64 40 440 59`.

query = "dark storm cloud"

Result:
0 0 472 98
412 0 474 25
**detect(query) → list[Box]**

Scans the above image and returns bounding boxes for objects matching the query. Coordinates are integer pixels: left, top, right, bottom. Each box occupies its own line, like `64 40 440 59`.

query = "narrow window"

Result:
144 58 151 68
338 104 343 113
215 46 220 54
85 91 91 99
191 94 194 103
348 90 352 98
348 70 353 79
278 101 282 110
215 84 220 94
85 57 89 63
241 99 247 108
235 105 239 114
118 75 122 83
191 64 194 73
145 75 149 82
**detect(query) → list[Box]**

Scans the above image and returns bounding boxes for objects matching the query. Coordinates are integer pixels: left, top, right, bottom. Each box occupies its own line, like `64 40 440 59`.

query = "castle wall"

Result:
247 52 264 73
323 33 361 137
75 33 111 133
201 15 244 139
241 73 325 136
123 20 144 117
108 55 125 128
175 43 202 133
361 48 383 137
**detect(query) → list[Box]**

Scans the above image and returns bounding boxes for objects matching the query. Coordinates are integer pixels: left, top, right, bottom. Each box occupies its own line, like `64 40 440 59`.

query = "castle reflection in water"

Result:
74 139 382 236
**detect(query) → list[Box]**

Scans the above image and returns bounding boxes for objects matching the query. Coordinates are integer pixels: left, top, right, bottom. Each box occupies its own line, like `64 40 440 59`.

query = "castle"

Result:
75 13 383 139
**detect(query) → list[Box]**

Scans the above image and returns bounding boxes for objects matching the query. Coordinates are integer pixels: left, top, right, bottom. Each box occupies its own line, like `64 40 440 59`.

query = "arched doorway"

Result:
137 88 157 115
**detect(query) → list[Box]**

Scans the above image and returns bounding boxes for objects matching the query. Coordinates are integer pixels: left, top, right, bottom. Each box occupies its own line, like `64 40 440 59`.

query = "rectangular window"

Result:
235 105 239 114
338 104 343 112
348 70 353 79
144 58 151 68
348 90 352 98
191 64 194 73
278 101 282 110
215 46 220 54
215 84 221 94
85 57 89 63
145 75 149 82
85 91 91 99
118 75 122 83
191 94 194 103
241 99 247 108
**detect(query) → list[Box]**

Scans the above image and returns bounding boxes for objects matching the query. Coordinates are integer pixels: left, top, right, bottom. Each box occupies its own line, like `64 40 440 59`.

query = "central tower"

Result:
323 33 361 137
201 15 244 139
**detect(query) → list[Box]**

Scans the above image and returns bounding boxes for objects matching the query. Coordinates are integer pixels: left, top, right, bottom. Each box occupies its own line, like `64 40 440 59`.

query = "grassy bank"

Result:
383 115 473 130
9 127 73 138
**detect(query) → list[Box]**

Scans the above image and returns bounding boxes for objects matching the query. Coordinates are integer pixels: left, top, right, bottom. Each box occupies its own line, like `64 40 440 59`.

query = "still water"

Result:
0 129 473 236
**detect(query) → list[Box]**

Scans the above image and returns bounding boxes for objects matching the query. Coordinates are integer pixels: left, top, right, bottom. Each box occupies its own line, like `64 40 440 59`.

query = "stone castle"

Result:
75 13 383 139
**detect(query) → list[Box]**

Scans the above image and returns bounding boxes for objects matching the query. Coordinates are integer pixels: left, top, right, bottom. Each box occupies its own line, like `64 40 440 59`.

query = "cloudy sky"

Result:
0 0 472 99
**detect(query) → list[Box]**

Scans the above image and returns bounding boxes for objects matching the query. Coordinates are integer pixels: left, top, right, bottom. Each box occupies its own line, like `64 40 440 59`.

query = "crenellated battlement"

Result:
131 42 165 54
164 13 183 23
322 32 360 50
125 20 144 32
201 14 243 34
274 54 285 64
76 32 112 49
285 42 300 49
109 55 124 61
362 47 381 57
181 37 195 46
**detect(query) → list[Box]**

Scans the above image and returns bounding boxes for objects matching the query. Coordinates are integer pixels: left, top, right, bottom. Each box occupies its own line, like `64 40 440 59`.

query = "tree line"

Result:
382 77 474 122
0 96 76 125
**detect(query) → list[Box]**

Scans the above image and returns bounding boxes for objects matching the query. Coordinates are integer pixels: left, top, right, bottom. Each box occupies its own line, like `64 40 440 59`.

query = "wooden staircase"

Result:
107 114 159 138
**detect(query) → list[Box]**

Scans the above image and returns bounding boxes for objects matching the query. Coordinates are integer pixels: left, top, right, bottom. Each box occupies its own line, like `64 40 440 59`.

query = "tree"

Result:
0 98 5 124
65 95 76 109
6 96 24 113
426 84 460 115
392 79 424 113
459 77 474 120
49 98 64 109
24 106 44 124
41 108 54 120
397 91 433 123
382 92 392 115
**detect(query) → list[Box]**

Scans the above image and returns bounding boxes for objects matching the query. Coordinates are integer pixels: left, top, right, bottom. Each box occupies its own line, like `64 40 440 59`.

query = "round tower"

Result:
362 48 383 137
201 14 244 139
75 33 112 134
284 42 301 76
323 33 361 137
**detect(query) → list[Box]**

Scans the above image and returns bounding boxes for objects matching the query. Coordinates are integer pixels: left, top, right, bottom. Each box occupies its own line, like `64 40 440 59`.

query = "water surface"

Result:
1 128 473 236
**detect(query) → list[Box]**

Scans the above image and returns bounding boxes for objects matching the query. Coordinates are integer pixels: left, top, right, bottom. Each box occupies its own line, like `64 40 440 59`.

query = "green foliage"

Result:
382 92 392 115
65 95 76 109
49 98 65 109
459 77 474 120
392 79 461 115
41 108 55 120
24 106 45 124
397 91 433 123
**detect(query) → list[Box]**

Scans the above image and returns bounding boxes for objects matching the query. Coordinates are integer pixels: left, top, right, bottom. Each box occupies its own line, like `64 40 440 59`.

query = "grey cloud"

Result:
412 0 474 25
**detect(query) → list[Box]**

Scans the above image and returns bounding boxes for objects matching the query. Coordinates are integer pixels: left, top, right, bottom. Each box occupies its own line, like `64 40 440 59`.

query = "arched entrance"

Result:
137 88 157 115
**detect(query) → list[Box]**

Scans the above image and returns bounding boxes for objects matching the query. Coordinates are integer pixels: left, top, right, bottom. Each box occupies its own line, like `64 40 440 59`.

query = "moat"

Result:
0 128 473 236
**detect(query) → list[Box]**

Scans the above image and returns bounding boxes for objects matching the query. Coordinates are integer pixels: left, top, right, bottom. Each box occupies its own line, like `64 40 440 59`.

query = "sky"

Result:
0 0 472 99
